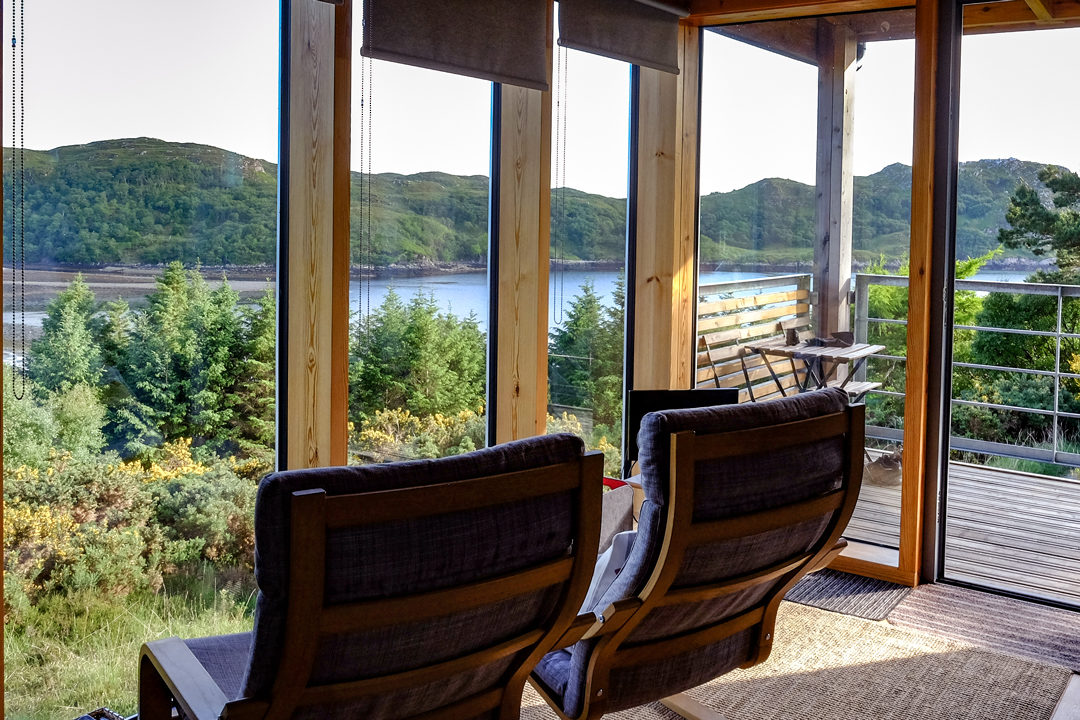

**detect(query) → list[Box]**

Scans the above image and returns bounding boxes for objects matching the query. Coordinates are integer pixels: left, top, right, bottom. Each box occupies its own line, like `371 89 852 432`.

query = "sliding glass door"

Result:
943 25 1080 607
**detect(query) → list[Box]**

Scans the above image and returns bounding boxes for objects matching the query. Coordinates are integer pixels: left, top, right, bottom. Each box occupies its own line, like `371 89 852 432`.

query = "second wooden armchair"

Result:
529 389 865 720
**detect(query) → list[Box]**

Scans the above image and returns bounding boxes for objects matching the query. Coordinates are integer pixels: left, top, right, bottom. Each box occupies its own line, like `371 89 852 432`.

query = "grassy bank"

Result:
4 566 255 720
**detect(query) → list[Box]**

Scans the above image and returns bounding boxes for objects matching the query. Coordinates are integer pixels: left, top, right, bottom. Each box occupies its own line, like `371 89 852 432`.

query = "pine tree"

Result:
27 274 105 393
548 281 605 408
999 165 1080 273
233 285 276 460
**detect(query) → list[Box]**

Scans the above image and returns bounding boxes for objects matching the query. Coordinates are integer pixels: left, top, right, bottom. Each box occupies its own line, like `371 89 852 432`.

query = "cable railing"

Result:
697 272 1080 469
856 273 1080 467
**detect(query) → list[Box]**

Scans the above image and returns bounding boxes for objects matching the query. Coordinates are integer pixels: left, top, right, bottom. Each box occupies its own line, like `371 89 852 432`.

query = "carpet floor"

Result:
520 602 1072 720
888 583 1080 671
785 569 911 620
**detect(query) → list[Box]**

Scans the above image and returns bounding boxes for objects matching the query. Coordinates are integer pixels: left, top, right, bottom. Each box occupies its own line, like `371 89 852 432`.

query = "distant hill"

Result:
698 158 1054 267
1 138 1061 268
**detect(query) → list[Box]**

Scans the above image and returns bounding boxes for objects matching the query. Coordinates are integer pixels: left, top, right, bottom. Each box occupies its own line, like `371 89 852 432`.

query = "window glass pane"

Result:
698 11 916 554
944 26 1080 607
546 16 630 479
3 1 277 714
348 13 491 463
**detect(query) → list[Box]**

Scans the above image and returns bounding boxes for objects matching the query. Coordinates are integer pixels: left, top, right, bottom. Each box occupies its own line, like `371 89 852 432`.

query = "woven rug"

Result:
520 602 1071 720
785 569 912 620
889 582 1080 671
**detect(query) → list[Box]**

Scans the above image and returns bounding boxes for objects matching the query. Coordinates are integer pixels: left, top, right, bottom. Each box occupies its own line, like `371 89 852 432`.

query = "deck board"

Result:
844 460 1080 607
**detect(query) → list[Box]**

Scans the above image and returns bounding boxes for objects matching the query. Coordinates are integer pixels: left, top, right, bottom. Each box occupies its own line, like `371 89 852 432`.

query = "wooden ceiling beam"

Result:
708 19 820 64
686 0 1080 31
1022 0 1057 21
686 0 910 26
964 0 1080 31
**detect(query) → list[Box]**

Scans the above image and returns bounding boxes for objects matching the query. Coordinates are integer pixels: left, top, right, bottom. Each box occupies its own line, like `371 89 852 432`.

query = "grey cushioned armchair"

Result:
139 434 603 720
530 389 864 720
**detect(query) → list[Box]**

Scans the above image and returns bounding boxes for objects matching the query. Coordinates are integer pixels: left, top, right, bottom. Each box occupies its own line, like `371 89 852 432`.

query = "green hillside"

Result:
1 138 1061 268
698 158 1053 267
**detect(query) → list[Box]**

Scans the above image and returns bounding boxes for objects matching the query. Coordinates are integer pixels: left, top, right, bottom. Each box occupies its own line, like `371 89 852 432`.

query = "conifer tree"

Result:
27 274 104 393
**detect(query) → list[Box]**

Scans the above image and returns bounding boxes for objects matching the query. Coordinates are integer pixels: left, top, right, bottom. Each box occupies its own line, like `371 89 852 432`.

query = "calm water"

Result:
1 267 1038 338
350 269 777 332
348 268 1032 331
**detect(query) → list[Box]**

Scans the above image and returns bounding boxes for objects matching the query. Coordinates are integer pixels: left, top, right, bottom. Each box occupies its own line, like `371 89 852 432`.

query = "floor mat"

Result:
785 568 911 620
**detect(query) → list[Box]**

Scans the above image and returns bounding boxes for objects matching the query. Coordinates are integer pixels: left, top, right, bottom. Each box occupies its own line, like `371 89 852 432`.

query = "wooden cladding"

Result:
282 0 349 469
493 84 552 443
632 25 700 391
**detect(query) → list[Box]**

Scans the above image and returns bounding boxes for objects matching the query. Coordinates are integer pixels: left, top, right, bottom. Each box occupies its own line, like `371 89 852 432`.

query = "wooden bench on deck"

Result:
695 275 881 403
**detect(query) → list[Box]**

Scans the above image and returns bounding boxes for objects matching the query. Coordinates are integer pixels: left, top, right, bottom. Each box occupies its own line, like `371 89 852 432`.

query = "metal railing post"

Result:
854 274 870 381
1055 287 1063 462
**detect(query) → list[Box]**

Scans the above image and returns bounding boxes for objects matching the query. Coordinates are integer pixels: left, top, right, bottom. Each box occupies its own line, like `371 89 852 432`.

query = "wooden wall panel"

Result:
494 84 552 443
283 0 347 469
633 25 700 392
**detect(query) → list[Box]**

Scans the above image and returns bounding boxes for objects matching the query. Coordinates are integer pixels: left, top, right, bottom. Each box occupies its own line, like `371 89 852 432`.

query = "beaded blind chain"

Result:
358 8 373 324
553 44 569 324
9 0 27 398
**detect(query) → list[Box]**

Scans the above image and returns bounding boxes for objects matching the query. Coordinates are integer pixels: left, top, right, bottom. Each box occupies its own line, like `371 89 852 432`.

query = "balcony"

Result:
697 272 1080 607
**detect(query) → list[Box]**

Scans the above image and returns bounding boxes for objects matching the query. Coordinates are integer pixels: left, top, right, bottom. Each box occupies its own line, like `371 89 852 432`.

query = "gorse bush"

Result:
3 441 257 619
350 407 486 462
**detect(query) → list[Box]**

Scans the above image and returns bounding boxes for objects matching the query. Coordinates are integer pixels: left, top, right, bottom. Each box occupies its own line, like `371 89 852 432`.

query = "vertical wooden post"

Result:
813 19 856 339
280 0 349 469
632 25 700 391
493 83 552 443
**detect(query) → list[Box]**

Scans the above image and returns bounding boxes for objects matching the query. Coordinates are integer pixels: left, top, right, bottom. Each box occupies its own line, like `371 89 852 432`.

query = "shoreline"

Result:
5 255 1053 281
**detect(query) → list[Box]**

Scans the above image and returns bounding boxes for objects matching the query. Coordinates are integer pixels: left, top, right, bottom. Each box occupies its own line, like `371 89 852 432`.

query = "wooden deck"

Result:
845 461 1080 607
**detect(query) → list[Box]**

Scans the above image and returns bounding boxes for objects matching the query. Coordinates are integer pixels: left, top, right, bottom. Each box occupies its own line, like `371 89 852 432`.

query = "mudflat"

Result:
2 265 276 310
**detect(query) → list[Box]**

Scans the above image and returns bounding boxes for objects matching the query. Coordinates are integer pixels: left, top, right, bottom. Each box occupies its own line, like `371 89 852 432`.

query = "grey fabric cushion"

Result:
635 387 848 509
242 433 587 704
541 390 851 717
184 632 251 702
605 628 755 713
532 648 573 707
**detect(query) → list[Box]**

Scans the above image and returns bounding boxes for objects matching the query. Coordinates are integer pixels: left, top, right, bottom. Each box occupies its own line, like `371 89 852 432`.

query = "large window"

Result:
346 17 491 464
545 26 631 478
3 2 278 715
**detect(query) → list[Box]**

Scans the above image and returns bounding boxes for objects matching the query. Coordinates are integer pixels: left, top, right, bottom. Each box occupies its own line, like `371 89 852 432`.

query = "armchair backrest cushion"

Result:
243 433 589 718
559 389 853 716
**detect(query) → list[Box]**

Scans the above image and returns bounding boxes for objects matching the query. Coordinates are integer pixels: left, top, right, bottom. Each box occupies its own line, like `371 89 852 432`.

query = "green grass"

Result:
4 565 255 720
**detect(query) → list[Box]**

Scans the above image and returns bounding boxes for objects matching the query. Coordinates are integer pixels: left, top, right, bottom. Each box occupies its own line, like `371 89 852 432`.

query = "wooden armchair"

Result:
139 434 603 720
529 389 864 720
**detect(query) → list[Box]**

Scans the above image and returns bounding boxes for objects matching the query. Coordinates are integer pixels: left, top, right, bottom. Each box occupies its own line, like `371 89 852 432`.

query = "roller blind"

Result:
360 0 551 90
558 0 688 74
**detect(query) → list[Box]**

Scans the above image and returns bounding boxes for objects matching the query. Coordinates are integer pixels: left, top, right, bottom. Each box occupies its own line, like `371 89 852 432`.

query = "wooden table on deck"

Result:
741 337 885 402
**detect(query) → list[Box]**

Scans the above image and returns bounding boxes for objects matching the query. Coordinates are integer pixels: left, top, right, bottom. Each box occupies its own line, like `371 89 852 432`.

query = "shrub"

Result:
153 466 256 567
3 439 257 610
350 407 486 462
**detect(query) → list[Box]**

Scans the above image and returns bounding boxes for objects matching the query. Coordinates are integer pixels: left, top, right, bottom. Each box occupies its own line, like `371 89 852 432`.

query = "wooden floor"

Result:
846 461 1080 607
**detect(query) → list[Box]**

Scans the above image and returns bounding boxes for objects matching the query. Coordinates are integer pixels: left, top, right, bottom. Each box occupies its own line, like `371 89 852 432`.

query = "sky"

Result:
4 2 1078 199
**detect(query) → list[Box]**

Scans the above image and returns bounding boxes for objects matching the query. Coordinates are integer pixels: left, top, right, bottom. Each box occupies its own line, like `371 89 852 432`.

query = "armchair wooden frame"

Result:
140 450 605 720
530 405 865 720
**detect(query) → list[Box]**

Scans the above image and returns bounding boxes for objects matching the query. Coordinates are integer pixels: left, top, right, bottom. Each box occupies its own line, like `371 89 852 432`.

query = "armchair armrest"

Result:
140 637 229 720
550 597 645 649
552 612 600 649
